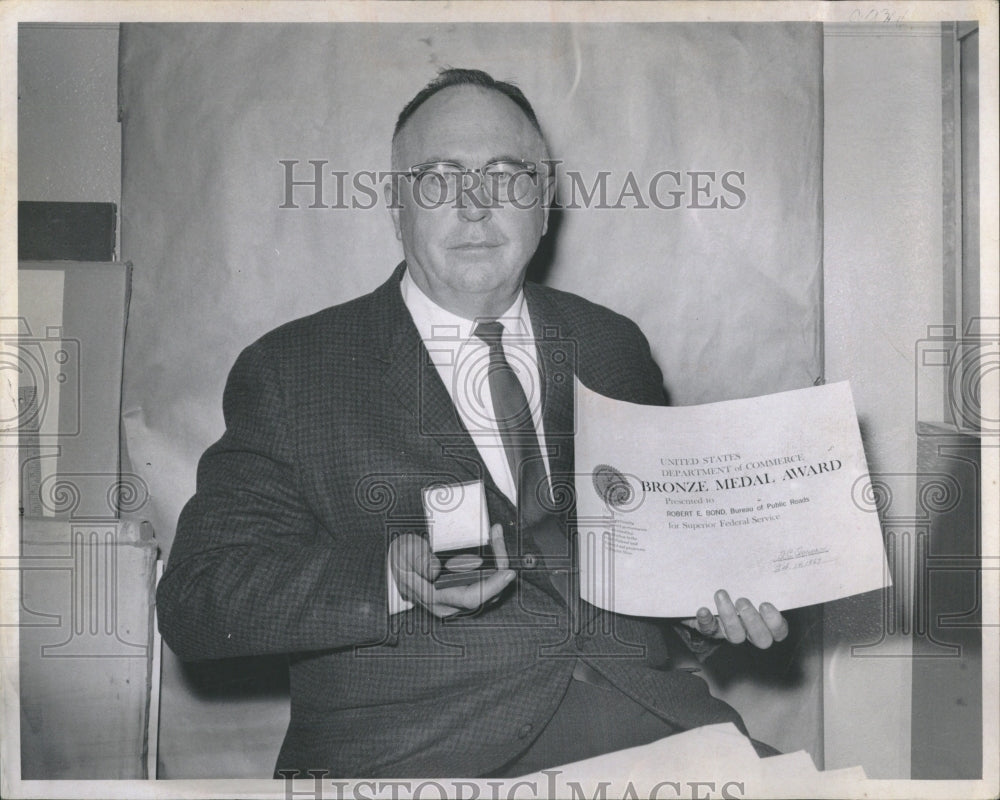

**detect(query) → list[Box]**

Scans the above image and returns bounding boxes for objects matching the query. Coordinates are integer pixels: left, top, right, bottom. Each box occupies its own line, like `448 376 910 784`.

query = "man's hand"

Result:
681 589 789 648
389 524 515 618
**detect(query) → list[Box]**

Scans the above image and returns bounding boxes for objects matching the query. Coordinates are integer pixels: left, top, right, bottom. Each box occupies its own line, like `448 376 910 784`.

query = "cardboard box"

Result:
18 518 158 779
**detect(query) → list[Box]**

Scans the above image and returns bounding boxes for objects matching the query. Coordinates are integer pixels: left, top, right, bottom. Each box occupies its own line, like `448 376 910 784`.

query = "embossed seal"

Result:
592 464 634 509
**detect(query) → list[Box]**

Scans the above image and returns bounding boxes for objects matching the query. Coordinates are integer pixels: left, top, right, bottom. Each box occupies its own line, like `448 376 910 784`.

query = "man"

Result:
157 68 788 778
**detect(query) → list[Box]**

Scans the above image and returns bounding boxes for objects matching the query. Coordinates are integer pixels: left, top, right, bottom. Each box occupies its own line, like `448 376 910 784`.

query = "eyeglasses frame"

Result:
404 159 540 206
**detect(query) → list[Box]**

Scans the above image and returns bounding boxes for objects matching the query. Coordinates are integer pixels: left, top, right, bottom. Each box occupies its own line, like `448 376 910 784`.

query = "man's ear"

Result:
384 179 403 241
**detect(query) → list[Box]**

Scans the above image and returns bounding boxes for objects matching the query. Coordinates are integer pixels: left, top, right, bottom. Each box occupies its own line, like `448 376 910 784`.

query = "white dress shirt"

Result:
388 269 553 612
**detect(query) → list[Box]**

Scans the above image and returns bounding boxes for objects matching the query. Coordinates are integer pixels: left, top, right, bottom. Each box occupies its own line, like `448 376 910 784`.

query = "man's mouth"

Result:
450 242 502 250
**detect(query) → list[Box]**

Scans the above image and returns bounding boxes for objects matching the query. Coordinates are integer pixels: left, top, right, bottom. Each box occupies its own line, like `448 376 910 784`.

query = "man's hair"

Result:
392 68 545 158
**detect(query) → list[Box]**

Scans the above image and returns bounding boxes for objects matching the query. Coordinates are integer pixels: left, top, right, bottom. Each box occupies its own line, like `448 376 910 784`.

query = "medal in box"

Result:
422 480 495 589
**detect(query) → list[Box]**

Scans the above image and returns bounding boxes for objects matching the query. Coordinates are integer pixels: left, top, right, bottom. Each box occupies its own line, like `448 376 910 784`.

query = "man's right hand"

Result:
389 524 516 617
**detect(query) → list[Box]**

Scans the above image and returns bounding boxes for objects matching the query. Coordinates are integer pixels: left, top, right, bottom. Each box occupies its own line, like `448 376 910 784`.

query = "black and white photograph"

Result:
1 2 997 798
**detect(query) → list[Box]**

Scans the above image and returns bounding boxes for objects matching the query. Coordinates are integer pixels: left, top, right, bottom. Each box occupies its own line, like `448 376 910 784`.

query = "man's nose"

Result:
456 177 494 222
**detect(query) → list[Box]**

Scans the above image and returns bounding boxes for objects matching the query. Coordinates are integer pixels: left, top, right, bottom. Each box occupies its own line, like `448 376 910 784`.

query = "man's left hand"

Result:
681 589 789 648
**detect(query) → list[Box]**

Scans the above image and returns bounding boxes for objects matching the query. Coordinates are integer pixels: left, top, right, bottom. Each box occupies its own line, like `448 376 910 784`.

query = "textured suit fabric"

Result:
157 264 746 777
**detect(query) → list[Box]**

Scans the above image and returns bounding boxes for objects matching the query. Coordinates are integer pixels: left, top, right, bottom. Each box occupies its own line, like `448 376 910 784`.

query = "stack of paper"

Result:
518 723 869 798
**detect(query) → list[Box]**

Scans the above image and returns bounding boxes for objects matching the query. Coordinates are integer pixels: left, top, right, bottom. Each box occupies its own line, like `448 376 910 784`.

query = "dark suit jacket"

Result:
157 264 744 777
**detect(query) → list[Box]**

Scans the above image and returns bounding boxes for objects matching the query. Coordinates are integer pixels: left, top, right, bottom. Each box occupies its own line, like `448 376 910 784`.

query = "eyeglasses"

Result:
405 160 539 206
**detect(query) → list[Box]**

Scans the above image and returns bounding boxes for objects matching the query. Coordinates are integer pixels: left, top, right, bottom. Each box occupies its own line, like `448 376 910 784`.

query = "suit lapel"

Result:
371 264 498 491
524 284 576 483
368 269 579 507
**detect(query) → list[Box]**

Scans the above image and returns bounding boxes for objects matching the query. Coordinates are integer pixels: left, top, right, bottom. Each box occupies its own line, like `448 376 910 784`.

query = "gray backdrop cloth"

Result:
119 22 822 777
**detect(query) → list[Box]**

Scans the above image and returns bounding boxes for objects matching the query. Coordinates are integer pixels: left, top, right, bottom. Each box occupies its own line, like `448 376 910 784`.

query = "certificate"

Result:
574 379 891 616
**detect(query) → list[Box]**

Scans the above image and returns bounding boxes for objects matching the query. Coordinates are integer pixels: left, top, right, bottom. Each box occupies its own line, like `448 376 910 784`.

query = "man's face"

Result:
388 85 551 318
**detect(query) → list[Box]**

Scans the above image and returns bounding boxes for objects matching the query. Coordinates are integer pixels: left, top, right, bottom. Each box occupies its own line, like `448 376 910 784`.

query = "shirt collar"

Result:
400 266 532 345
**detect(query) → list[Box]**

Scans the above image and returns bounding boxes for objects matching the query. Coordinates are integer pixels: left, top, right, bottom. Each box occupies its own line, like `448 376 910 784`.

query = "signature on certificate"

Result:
772 546 833 573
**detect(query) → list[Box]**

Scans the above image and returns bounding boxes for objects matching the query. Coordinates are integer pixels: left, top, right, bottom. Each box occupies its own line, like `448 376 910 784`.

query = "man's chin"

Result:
445 252 508 280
